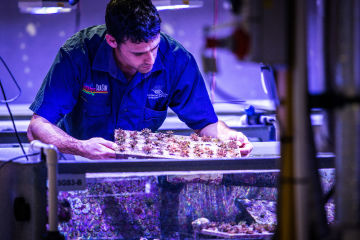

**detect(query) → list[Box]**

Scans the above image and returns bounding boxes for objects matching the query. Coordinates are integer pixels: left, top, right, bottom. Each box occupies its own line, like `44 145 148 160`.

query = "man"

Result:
27 0 252 159
28 1 253 238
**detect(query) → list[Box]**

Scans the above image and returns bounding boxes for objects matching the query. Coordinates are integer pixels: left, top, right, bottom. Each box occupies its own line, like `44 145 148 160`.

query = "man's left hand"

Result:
225 130 253 157
198 120 253 157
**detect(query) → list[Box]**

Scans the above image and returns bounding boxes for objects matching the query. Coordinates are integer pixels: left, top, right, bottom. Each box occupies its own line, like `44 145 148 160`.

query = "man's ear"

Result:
105 34 118 49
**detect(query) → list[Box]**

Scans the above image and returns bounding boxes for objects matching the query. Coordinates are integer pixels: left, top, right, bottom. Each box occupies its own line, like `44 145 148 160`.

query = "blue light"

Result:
156 5 191 10
29 7 72 14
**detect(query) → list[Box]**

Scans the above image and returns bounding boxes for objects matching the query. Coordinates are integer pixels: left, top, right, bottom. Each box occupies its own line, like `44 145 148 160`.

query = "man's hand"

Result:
27 114 118 160
198 121 253 157
79 137 118 160
224 131 253 157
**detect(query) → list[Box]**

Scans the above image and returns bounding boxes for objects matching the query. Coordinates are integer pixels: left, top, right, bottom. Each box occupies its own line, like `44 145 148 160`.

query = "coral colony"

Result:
114 128 243 159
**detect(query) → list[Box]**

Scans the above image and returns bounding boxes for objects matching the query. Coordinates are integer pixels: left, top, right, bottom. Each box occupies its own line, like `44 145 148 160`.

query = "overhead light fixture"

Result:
152 0 203 11
18 0 78 15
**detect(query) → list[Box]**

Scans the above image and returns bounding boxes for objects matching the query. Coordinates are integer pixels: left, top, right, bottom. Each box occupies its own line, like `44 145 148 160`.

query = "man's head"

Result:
105 0 161 44
105 0 161 76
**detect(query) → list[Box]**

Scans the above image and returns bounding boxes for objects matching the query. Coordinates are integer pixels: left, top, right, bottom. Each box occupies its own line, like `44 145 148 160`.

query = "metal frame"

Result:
56 154 334 174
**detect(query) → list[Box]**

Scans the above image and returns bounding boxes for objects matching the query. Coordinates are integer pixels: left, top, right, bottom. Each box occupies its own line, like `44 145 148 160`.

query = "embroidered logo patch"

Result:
82 84 109 96
147 89 168 100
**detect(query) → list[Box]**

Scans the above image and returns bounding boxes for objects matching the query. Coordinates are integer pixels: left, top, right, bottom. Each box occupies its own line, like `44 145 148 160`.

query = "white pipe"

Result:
30 140 59 232
46 148 58 232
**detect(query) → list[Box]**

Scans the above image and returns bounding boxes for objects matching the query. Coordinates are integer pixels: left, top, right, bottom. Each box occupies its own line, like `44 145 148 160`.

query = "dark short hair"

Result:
105 0 161 44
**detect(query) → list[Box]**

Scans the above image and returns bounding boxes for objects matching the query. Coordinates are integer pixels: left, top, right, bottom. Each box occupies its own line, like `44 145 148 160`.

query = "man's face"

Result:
115 34 160 75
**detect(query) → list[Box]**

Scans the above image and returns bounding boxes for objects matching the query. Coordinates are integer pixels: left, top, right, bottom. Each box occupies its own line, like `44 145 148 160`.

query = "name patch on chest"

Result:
82 84 109 96
147 89 168 100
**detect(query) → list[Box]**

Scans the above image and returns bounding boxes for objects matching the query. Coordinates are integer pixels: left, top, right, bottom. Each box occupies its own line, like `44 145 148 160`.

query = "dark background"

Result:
0 0 267 106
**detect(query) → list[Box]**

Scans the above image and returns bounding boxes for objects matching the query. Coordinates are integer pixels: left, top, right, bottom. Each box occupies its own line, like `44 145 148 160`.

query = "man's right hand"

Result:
79 137 118 160
27 114 119 160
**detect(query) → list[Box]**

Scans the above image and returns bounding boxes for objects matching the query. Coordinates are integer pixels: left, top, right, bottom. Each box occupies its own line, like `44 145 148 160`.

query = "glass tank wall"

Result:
57 169 334 239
